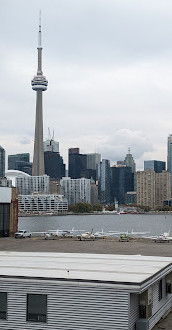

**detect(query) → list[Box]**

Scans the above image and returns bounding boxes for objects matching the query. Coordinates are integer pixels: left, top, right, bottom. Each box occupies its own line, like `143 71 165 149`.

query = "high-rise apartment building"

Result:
98 159 110 204
110 165 134 205
136 170 156 209
0 146 5 178
144 160 166 173
60 177 91 205
68 148 87 179
32 14 48 176
155 171 171 207
8 153 32 175
16 174 49 195
136 169 171 209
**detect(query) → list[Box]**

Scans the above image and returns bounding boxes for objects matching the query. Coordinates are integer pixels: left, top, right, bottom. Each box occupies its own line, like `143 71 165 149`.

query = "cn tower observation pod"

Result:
31 74 48 91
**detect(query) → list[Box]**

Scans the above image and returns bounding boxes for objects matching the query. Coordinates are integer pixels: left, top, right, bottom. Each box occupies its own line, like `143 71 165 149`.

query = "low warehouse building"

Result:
0 252 172 329
0 181 18 237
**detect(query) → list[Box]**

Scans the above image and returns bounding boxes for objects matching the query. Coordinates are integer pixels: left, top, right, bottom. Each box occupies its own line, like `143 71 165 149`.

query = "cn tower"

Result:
31 13 48 176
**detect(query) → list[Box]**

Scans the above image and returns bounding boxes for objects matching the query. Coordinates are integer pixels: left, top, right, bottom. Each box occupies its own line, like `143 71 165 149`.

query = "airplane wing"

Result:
108 231 126 235
30 231 47 237
128 231 150 236
144 234 172 241
143 235 158 240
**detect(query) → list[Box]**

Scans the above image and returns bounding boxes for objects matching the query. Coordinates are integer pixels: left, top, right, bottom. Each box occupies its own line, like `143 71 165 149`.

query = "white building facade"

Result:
16 175 49 195
18 194 68 214
60 177 91 205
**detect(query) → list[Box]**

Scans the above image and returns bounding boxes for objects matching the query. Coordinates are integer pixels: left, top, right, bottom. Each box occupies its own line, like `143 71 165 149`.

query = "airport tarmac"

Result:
0 236 172 256
0 236 172 329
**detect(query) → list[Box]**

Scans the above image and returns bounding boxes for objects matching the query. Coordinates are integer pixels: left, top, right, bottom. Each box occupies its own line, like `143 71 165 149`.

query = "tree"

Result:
68 204 77 213
93 204 103 212
108 205 115 211
75 202 93 213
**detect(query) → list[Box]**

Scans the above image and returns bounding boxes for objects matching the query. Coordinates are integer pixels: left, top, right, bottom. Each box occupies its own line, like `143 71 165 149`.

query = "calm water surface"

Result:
18 213 172 236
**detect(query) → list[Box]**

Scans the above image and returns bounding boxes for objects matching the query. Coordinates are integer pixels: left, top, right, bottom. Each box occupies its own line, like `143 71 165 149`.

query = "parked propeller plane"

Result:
31 227 85 239
145 231 172 243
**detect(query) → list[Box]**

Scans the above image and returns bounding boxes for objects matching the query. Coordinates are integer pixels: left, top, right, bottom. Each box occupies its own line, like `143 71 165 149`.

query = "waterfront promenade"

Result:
0 236 172 329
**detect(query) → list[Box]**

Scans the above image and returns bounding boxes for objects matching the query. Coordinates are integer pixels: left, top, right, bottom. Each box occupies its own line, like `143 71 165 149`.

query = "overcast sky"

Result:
1 0 172 170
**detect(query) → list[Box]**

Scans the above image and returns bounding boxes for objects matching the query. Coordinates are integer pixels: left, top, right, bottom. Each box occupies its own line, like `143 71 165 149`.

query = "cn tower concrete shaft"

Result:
32 90 44 176
31 14 48 176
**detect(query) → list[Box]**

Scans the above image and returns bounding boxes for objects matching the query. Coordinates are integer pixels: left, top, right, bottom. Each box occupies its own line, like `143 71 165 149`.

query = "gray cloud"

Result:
19 137 32 145
96 129 153 164
1 0 172 170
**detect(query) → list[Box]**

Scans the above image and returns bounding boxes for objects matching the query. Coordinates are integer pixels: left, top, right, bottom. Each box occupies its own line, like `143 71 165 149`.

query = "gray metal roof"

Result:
0 252 171 286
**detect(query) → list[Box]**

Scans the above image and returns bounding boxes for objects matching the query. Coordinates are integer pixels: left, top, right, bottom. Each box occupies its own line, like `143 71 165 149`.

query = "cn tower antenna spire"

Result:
38 10 42 48
31 12 48 176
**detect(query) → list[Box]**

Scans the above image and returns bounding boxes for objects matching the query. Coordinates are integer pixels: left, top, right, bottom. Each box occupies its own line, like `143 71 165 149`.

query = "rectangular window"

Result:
159 279 163 301
0 292 7 320
27 294 47 323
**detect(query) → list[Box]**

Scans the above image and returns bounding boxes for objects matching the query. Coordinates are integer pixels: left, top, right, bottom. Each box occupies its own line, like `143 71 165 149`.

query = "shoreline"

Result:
18 211 172 217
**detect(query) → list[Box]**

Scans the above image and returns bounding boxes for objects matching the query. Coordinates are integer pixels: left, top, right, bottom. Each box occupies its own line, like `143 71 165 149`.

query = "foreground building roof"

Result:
0 252 171 291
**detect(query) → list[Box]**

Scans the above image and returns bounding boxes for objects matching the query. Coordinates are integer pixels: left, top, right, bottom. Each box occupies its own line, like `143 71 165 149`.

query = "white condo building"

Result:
18 194 68 214
60 177 91 205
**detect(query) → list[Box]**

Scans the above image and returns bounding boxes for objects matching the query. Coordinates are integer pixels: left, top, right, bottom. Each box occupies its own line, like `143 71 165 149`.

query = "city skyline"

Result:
1 0 172 169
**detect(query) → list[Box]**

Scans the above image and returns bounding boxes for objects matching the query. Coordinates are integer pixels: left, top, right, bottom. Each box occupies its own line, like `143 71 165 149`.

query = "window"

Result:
0 292 7 320
159 279 163 301
27 294 47 323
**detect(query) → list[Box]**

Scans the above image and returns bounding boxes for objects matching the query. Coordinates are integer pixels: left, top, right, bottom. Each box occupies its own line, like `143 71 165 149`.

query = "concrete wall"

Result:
0 187 11 203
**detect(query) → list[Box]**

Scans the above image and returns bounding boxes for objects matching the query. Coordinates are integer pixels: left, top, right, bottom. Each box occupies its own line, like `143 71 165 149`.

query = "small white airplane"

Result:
94 229 107 238
78 229 95 241
45 229 70 239
146 231 172 242
32 227 85 239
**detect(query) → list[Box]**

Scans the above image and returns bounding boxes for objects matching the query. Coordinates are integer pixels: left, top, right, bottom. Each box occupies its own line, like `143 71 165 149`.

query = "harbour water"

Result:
19 213 172 236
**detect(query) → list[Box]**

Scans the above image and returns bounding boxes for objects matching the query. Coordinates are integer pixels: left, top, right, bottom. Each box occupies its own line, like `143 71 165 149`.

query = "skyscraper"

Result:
124 149 136 191
110 165 133 205
144 160 166 173
167 134 172 189
0 146 5 178
44 139 59 153
124 148 136 173
98 159 110 204
86 153 101 180
44 152 65 180
31 14 48 176
8 153 32 175
68 148 87 179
